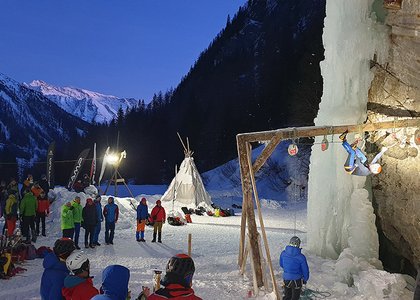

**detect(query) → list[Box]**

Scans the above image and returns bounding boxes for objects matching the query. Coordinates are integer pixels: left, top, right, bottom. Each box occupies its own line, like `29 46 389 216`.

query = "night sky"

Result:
0 0 245 101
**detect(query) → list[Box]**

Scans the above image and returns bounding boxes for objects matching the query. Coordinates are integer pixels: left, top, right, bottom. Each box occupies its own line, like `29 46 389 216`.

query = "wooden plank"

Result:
237 136 263 286
247 118 420 172
188 233 192 256
246 143 281 299
237 135 248 266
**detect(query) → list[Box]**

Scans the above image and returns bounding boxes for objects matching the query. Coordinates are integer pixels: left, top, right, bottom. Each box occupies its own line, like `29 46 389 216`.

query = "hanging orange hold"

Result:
414 129 420 146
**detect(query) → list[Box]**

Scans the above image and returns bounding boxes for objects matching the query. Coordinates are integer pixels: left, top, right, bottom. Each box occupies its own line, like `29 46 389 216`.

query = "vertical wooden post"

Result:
237 136 263 287
237 135 247 266
246 143 281 299
188 233 192 256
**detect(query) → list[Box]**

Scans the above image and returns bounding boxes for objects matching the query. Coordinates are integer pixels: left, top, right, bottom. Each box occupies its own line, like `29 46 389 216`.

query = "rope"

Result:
300 287 332 299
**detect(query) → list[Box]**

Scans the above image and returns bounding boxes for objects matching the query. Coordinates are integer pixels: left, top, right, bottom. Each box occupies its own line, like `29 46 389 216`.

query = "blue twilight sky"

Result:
0 0 245 101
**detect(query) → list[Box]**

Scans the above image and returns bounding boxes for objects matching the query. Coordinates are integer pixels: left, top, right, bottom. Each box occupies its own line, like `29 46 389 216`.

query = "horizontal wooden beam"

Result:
237 118 420 173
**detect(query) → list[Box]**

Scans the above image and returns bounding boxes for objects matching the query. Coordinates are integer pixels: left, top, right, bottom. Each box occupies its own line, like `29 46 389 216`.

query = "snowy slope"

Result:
0 186 414 299
27 80 140 123
202 141 310 203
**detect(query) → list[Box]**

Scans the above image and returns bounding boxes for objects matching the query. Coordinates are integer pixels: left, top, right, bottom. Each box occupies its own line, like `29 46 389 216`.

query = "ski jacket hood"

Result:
62 275 99 300
40 252 70 300
92 265 130 300
280 245 310 282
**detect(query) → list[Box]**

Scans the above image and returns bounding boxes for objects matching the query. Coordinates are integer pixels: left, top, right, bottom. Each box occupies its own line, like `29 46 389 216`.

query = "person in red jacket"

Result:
150 200 166 243
36 191 49 236
148 254 202 300
62 251 99 300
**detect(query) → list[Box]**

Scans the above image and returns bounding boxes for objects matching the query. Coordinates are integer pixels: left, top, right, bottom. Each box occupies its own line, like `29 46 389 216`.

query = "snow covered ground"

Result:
0 185 414 300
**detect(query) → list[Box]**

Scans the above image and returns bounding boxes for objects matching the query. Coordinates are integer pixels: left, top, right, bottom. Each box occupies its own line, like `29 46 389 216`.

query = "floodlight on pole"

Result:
103 149 134 200
105 152 120 166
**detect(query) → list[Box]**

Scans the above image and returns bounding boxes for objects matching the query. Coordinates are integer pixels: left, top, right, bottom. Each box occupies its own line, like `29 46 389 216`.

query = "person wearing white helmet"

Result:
339 130 388 176
62 252 99 300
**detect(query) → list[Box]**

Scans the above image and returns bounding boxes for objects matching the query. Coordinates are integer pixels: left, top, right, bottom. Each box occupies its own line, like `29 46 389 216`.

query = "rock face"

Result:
368 0 420 275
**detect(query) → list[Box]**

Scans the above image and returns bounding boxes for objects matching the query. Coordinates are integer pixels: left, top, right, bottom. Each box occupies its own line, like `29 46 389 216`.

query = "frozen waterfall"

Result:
307 0 388 264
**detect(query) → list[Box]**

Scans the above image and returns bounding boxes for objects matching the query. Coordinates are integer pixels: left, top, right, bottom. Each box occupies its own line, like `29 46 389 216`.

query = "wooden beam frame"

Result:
236 118 420 299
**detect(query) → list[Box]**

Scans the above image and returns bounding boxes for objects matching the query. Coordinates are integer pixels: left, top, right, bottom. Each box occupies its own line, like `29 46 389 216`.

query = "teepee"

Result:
161 134 212 209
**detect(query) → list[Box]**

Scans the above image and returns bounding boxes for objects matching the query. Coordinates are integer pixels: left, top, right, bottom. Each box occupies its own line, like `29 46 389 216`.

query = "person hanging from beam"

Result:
339 130 387 176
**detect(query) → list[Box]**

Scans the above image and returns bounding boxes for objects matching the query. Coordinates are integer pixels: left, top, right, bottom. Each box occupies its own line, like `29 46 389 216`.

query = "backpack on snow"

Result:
25 244 37 260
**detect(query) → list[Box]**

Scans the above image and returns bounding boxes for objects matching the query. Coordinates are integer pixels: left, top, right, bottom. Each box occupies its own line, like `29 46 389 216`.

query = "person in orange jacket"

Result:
31 182 43 198
36 191 50 236
150 200 166 243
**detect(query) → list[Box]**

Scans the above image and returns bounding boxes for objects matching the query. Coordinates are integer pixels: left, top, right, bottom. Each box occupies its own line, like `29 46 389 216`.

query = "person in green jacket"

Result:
20 191 37 243
62 202 75 239
72 196 83 250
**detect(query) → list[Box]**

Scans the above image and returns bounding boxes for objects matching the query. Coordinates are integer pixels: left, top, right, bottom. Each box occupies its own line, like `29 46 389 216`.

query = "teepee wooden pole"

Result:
177 132 188 154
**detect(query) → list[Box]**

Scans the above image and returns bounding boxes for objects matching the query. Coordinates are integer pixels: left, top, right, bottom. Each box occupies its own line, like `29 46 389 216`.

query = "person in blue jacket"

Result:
40 238 76 300
103 197 119 245
91 264 130 300
93 195 103 246
279 236 309 300
136 197 149 242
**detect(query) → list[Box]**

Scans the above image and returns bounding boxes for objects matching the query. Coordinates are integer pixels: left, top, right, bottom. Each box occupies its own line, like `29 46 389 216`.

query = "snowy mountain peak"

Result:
27 80 140 123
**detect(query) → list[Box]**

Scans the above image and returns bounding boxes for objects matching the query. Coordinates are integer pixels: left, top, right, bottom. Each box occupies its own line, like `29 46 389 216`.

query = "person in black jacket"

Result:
38 174 50 197
82 198 97 248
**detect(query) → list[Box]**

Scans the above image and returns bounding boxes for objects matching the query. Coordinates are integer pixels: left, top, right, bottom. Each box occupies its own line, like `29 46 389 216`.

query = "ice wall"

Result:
307 0 388 263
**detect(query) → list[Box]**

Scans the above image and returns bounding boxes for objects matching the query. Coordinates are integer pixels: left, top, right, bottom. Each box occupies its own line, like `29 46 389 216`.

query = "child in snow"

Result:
40 238 76 300
150 200 166 243
136 197 149 242
103 197 119 245
280 236 309 300
339 130 387 176
148 254 202 300
62 251 99 300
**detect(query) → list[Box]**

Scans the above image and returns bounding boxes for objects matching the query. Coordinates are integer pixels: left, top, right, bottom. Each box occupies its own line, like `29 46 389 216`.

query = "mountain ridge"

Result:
27 79 140 123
